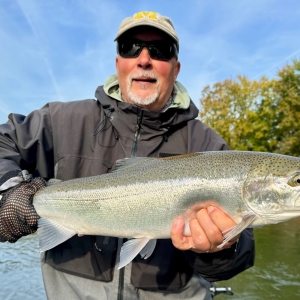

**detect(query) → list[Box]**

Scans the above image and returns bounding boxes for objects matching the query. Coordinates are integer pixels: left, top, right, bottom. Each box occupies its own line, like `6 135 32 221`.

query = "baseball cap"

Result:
114 11 179 47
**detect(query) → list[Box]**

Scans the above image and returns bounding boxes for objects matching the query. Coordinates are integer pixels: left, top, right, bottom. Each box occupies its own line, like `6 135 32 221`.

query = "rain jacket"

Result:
0 76 254 299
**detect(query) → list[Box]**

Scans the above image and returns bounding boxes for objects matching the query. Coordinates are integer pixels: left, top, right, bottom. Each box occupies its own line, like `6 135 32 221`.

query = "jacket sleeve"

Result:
184 228 254 282
0 104 54 180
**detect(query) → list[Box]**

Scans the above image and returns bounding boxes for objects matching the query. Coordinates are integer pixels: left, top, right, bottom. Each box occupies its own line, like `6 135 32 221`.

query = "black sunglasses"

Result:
117 39 178 61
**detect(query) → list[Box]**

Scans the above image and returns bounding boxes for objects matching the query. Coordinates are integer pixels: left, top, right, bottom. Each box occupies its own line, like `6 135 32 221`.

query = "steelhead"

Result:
33 151 300 268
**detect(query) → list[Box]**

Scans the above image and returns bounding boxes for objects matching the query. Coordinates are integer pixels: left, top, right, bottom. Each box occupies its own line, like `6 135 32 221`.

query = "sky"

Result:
0 0 300 124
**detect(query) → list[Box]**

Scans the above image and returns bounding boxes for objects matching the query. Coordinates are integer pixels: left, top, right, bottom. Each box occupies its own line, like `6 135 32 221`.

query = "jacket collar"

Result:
102 74 191 110
95 84 199 134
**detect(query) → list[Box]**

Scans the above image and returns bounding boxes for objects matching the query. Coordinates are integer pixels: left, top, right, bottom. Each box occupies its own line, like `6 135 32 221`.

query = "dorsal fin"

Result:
159 152 202 161
112 157 156 173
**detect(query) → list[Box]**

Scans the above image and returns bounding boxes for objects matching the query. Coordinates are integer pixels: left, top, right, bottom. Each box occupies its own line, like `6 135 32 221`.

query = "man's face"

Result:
116 27 181 111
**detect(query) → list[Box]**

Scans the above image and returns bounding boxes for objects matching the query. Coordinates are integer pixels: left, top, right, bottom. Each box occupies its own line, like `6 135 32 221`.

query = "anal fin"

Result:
37 218 76 252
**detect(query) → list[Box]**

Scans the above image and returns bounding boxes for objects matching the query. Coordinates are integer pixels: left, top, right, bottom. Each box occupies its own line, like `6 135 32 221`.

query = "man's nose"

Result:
137 47 152 69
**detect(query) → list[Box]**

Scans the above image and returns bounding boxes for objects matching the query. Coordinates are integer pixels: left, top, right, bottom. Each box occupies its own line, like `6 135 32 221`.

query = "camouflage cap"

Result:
114 11 179 46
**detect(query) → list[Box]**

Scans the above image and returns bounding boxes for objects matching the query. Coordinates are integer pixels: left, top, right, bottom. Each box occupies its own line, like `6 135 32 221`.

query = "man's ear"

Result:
174 61 181 81
115 56 119 75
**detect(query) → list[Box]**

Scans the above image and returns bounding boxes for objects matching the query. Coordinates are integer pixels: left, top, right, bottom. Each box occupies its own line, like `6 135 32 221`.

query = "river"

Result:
1 219 300 300
0 234 46 300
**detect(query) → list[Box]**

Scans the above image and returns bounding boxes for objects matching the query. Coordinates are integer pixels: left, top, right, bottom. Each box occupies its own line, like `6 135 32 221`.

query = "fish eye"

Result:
288 174 300 187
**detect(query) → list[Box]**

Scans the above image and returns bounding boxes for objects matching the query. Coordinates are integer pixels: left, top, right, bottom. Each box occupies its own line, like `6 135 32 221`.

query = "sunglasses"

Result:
117 39 178 61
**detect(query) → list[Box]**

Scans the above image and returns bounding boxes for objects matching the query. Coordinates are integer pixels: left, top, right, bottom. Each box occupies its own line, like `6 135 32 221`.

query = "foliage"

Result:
199 59 300 156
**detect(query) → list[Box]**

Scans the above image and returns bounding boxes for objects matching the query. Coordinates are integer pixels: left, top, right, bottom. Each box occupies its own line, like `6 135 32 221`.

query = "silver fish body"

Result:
33 151 300 268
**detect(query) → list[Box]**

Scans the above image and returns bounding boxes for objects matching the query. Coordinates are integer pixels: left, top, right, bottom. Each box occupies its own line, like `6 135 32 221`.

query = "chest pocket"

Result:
157 122 188 158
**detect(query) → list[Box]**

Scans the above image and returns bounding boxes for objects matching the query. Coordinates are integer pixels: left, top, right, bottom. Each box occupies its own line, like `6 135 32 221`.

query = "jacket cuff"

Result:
183 228 255 282
0 169 25 192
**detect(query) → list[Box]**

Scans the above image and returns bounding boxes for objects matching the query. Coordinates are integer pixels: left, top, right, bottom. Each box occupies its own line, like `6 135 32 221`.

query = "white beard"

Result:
126 71 160 106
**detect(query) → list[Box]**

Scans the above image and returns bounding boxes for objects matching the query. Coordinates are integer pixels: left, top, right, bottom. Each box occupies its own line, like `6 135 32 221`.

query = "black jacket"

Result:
0 86 254 290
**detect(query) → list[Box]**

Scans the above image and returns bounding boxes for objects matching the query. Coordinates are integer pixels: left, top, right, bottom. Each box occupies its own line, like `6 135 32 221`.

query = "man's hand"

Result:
0 177 46 243
170 206 239 253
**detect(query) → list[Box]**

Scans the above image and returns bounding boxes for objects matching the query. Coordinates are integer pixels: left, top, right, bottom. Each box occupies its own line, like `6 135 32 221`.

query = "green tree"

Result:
199 75 275 151
274 60 300 156
199 59 300 156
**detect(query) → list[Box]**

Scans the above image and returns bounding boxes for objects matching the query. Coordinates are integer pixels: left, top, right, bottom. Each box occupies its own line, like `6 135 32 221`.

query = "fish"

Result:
33 151 300 269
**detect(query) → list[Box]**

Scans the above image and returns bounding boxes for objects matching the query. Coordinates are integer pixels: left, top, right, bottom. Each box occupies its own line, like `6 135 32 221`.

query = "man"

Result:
0 11 254 299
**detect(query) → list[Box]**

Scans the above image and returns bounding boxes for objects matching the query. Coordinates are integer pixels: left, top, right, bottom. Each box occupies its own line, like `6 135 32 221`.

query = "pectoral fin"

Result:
37 218 76 252
118 238 156 269
217 214 258 248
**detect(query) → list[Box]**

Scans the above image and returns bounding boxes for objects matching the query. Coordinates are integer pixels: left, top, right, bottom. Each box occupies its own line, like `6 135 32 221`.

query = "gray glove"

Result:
0 176 46 243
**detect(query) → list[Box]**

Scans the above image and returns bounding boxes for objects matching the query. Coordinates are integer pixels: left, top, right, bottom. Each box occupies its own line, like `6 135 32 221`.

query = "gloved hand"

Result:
0 177 46 242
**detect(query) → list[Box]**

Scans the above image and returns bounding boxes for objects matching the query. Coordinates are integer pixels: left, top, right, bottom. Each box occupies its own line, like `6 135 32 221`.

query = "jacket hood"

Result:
102 74 191 110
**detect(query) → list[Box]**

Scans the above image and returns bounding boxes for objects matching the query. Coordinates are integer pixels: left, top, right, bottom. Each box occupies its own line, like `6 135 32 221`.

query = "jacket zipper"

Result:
131 109 144 158
117 264 125 300
118 109 144 300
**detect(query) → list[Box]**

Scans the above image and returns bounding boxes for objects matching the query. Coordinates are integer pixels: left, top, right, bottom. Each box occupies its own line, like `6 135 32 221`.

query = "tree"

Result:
199 59 300 156
274 60 300 156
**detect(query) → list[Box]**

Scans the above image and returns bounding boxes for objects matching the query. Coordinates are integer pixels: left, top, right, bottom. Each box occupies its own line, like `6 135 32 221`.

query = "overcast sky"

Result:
0 0 299 124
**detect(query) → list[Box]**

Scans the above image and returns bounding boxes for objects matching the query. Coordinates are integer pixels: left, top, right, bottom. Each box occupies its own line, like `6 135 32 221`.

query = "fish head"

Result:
243 152 300 224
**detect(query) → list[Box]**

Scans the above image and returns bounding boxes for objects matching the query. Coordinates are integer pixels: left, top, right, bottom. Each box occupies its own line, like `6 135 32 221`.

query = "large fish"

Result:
33 151 300 268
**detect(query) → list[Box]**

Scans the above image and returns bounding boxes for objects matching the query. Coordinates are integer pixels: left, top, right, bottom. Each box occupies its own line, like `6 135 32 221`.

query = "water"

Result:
216 218 300 299
1 219 300 299
0 234 46 300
